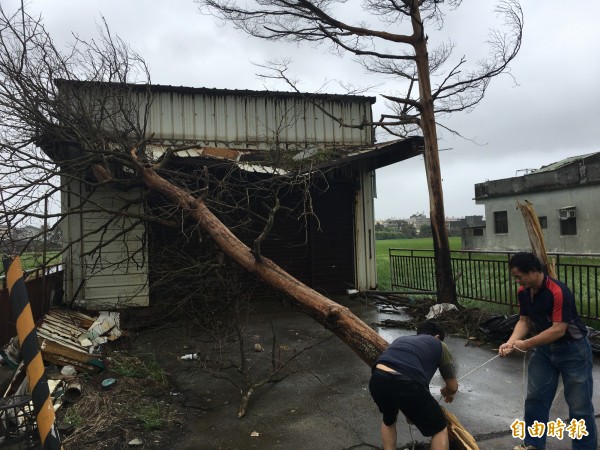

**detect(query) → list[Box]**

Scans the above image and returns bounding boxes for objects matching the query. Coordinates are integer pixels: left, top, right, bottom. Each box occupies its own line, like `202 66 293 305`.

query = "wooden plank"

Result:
444 408 479 450
39 339 100 373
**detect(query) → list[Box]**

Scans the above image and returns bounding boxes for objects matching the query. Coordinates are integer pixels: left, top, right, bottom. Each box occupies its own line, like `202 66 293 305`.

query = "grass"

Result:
111 353 167 384
376 238 600 326
376 237 461 291
0 251 61 276
135 402 165 430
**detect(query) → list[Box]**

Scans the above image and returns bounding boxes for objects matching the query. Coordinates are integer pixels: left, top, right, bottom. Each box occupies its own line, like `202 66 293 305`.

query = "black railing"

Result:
389 249 600 324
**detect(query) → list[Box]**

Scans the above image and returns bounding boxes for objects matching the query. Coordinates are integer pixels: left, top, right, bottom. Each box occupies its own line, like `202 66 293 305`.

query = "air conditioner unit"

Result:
559 209 576 220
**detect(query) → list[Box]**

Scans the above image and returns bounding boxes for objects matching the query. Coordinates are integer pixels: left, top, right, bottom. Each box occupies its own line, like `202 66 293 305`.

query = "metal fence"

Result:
0 264 64 346
389 249 600 324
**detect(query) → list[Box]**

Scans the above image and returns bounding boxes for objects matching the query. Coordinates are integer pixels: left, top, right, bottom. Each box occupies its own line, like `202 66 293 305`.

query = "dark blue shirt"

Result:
375 334 455 387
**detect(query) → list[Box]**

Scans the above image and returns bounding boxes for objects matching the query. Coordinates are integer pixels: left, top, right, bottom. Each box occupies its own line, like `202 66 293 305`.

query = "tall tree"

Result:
198 0 523 304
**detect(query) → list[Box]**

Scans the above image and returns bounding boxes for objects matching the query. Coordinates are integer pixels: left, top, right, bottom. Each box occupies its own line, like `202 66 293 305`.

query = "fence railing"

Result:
389 249 600 324
0 264 64 346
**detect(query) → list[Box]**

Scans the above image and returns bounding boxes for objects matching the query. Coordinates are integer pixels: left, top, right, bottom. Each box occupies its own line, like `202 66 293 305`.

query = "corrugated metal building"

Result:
52 81 422 309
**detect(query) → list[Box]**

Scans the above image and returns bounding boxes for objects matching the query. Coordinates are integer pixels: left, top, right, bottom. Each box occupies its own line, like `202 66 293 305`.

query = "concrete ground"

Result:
2 295 599 449
139 295 600 450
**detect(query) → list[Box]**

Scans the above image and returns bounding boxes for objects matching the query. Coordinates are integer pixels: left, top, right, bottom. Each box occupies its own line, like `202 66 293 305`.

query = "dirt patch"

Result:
55 350 186 449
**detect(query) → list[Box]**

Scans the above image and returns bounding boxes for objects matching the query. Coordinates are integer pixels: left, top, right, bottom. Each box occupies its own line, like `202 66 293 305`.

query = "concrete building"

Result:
464 152 600 252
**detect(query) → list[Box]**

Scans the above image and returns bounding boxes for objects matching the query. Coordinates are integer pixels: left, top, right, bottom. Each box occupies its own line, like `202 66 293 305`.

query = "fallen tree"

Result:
130 144 479 449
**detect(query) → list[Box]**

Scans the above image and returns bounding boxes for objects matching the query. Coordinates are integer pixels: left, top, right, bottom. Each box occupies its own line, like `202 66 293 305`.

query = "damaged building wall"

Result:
50 81 425 308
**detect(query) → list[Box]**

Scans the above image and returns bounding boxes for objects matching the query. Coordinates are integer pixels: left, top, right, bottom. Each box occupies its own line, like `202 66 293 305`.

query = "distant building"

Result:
466 152 600 252
408 213 430 233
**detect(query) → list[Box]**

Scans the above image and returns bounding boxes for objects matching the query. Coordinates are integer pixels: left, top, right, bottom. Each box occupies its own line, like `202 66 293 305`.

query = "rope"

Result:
458 353 501 381
410 346 528 447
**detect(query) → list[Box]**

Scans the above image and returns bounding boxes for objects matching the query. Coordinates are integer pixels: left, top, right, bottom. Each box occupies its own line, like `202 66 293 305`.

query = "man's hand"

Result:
440 386 455 403
499 342 514 356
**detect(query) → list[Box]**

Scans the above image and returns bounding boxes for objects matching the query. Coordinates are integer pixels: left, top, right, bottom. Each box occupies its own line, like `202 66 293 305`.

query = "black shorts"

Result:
368 368 447 437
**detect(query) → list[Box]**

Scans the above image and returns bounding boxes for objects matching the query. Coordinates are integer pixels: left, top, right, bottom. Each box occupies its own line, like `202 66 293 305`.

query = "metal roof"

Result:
53 78 376 104
533 152 599 173
148 136 423 174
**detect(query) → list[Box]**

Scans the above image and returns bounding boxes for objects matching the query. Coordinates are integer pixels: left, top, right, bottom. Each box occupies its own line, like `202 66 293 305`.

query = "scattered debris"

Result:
128 438 143 446
587 327 600 354
63 380 82 403
426 303 459 319
77 311 122 347
60 365 77 377
101 378 116 389
0 337 21 369
180 353 199 361
37 308 108 373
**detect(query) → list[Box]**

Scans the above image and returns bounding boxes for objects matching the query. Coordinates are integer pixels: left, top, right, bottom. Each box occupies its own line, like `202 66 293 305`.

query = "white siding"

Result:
354 164 378 291
61 177 148 309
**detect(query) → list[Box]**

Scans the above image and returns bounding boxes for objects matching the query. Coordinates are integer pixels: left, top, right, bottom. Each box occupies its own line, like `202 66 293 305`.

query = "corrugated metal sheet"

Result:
55 80 375 149
139 89 374 149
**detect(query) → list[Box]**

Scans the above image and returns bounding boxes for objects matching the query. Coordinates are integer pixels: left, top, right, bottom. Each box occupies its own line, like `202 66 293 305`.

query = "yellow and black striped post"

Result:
3 255 63 450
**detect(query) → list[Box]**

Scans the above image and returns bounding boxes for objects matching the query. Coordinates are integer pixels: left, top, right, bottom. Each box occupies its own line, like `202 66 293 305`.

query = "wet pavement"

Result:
138 295 600 450
2 295 599 449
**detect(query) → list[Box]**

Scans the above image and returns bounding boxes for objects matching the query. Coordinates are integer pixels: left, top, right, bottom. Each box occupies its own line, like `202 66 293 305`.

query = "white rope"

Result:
458 353 501 381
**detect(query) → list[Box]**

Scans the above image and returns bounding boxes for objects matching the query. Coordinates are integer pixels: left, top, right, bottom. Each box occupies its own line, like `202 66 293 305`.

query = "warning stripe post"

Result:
3 255 63 450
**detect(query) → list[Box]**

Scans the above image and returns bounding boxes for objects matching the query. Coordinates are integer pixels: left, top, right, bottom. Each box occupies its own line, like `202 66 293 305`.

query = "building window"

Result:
473 227 484 236
560 218 577 235
559 207 577 236
538 216 547 229
494 211 508 234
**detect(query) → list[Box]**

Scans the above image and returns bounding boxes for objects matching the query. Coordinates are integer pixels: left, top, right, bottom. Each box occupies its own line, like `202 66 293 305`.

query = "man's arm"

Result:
513 321 568 351
440 377 458 403
438 341 458 403
499 315 531 356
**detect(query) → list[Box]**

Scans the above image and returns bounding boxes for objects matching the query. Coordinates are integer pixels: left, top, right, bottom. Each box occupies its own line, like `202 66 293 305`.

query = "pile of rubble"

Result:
0 308 122 446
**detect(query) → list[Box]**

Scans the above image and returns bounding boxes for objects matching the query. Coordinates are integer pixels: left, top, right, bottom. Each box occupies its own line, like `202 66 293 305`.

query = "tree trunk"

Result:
517 200 556 277
134 159 388 366
411 4 457 306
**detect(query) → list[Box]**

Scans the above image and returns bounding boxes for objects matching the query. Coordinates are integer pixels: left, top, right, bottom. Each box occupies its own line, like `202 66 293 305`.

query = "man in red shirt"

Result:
499 252 596 450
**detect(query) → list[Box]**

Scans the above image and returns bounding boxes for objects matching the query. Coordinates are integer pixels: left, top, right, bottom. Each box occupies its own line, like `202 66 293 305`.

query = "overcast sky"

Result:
5 0 600 220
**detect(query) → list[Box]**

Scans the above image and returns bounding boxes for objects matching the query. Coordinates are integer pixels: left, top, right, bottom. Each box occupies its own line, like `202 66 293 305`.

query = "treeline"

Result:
375 221 463 240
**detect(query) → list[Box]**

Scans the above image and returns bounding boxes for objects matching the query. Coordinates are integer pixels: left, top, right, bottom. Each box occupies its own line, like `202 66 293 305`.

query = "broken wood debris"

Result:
36 309 107 373
444 407 480 450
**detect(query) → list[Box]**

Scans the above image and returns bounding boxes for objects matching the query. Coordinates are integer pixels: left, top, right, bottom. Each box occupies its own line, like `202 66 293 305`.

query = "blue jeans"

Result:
524 338 596 449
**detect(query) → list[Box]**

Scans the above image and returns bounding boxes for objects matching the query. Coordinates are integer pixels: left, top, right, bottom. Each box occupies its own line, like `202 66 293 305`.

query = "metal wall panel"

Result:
139 90 374 149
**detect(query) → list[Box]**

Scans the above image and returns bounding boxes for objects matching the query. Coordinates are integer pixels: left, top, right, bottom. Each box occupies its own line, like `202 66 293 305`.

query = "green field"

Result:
0 252 61 276
375 237 461 291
